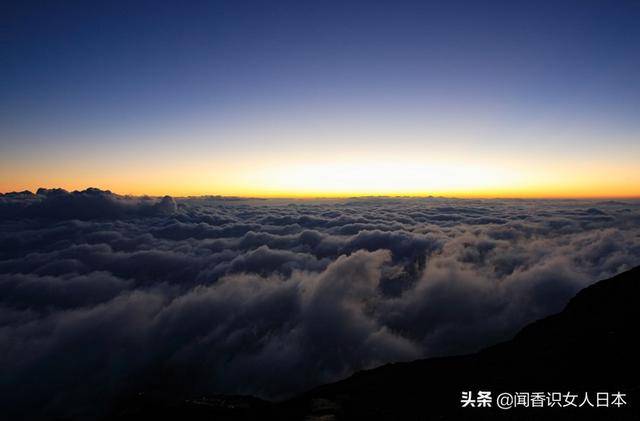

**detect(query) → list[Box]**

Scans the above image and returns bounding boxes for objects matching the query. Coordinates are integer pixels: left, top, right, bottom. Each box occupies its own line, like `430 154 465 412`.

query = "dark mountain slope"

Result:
113 266 640 420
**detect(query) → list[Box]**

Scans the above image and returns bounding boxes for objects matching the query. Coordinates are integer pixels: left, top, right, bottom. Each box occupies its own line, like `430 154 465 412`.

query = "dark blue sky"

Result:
1 0 639 196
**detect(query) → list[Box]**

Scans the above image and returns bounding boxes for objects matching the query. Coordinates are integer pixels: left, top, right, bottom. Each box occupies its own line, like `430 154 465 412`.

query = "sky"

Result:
1 0 640 198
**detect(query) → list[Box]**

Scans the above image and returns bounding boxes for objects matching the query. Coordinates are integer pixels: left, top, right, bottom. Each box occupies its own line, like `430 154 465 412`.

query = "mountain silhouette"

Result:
111 266 640 420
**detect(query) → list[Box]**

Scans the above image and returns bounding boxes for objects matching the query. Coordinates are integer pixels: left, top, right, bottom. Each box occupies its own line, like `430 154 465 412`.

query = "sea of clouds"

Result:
1 188 639 418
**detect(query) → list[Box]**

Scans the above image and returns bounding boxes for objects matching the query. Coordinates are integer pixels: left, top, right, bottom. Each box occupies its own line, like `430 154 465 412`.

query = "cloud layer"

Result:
1 189 639 418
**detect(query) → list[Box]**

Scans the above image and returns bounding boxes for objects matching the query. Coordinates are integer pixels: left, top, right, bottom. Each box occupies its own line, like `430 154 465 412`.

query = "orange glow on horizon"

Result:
3 176 639 200
2 148 639 200
1 185 638 200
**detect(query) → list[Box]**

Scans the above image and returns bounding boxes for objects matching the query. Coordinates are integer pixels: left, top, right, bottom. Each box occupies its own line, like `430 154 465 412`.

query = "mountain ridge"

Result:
112 266 640 420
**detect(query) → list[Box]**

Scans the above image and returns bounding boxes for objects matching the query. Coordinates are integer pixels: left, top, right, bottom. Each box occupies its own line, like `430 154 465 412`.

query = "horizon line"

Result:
2 186 640 201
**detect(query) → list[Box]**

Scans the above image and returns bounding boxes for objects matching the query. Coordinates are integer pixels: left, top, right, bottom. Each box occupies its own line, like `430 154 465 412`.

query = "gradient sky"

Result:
2 0 640 197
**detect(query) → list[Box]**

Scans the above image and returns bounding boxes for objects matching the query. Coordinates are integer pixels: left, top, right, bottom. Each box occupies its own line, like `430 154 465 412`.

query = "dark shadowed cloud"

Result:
1 189 640 418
